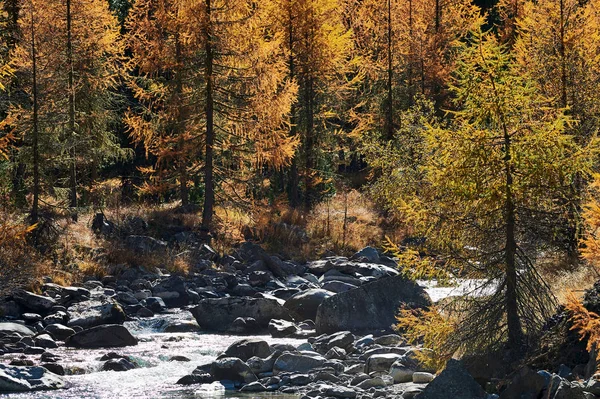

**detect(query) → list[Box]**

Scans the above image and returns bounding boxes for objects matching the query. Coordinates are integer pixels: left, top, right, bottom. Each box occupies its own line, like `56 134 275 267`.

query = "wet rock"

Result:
247 351 281 374
67 299 126 329
102 357 136 372
41 364 64 376
315 275 431 334
269 319 298 338
176 373 214 385
210 357 257 383
151 277 189 308
229 317 261 334
240 381 267 392
144 297 167 313
190 297 292 332
169 356 191 362
136 307 154 318
223 338 271 362
273 352 327 375
65 324 137 348
0 364 65 392
13 290 56 314
34 334 57 349
163 321 200 333
0 323 35 337
416 359 486 399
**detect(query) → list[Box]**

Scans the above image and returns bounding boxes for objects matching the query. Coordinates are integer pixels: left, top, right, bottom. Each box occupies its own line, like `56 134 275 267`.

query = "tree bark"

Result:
66 0 77 221
30 4 39 224
174 35 189 206
201 0 215 234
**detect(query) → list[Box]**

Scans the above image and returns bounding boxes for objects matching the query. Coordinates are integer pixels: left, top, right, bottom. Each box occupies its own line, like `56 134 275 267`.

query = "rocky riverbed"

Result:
0 241 597 398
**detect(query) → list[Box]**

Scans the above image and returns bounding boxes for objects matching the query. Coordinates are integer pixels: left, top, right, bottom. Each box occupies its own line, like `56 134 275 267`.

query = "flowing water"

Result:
0 280 485 398
1 311 304 399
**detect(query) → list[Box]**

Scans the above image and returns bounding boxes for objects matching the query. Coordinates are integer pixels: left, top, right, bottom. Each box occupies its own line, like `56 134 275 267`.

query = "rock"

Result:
177 373 214 385
163 321 200 333
65 324 137 348
351 247 380 263
273 352 327 375
125 235 167 253
284 289 335 321
553 380 587 399
67 299 126 329
366 353 403 373
247 351 281 374
0 364 65 392
325 347 346 360
240 381 267 392
144 297 167 313
41 364 64 376
223 339 271 362
269 319 298 338
584 373 600 395
190 297 292 331
325 385 357 399
413 372 434 383
229 317 261 334
390 362 415 383
102 358 136 372
0 322 35 337
357 377 386 389
373 334 403 346
210 357 257 383
117 292 139 306
498 367 546 399
0 301 22 318
290 373 312 385
359 346 408 361
34 334 57 349
13 290 57 314
326 331 355 350
152 277 190 308
415 359 486 399
169 356 191 362
315 275 431 334
136 307 154 318
321 281 358 293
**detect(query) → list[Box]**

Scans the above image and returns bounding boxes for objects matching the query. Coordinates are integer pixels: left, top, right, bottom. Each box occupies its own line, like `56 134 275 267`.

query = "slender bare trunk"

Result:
174 35 188 206
201 0 215 234
67 0 77 221
30 4 39 224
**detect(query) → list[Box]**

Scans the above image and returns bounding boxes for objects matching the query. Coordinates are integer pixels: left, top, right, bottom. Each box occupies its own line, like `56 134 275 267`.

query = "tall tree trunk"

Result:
385 0 393 140
66 0 77 221
559 0 567 109
175 35 188 206
503 110 523 350
287 4 300 207
30 4 39 224
303 76 314 210
201 0 215 234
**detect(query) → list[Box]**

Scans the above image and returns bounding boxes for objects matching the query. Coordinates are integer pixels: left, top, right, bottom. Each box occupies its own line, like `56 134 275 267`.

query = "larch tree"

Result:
126 0 298 231
269 0 352 208
2 0 125 221
513 0 600 254
398 28 597 353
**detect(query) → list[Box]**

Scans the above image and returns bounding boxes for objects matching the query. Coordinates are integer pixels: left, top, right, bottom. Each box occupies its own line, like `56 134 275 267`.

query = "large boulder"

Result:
67 299 126 329
65 324 137 348
0 364 65 392
415 359 486 399
210 357 257 383
190 297 292 331
315 275 431 334
151 276 189 307
273 352 327 374
0 322 35 337
284 289 334 321
498 367 546 399
12 290 56 314
223 339 271 362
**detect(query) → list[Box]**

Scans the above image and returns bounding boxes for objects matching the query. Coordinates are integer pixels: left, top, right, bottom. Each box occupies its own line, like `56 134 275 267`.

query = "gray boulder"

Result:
65 324 137 348
210 357 257 383
269 319 299 338
67 299 126 329
415 359 486 399
273 352 327 375
0 364 65 392
0 322 35 337
125 235 167 253
315 275 431 334
223 338 271 362
190 297 292 331
284 289 334 321
13 290 56 313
